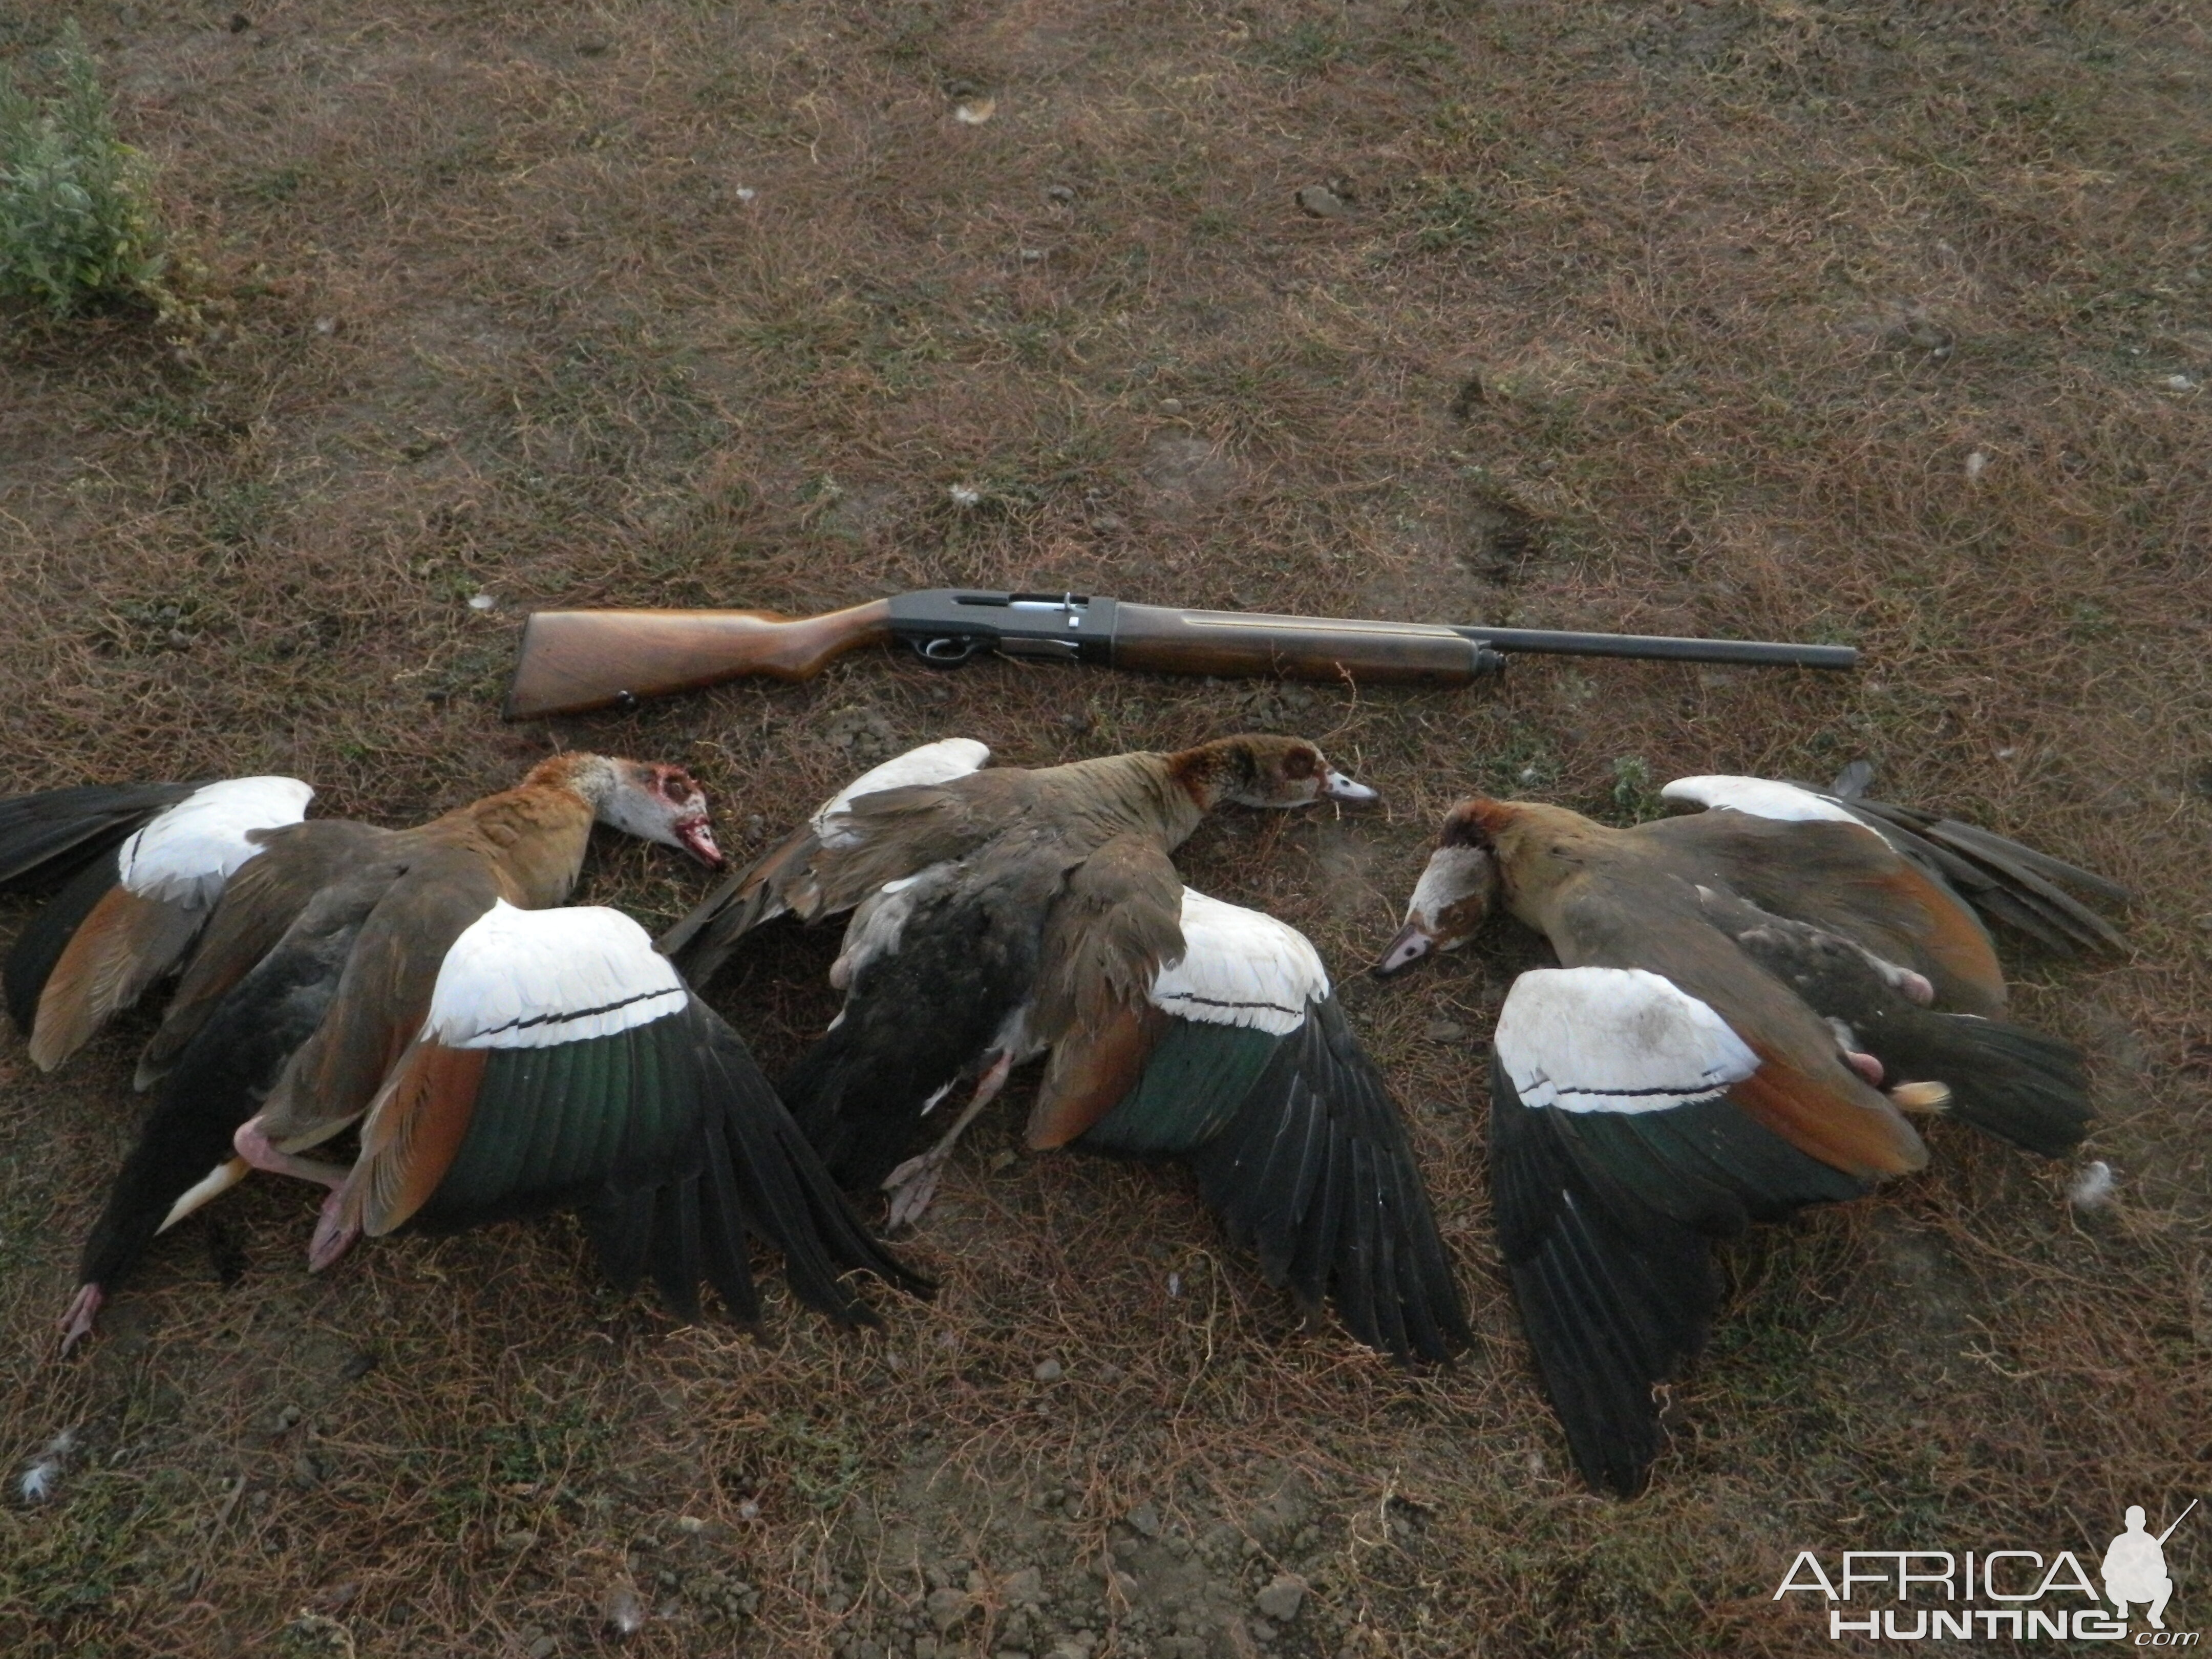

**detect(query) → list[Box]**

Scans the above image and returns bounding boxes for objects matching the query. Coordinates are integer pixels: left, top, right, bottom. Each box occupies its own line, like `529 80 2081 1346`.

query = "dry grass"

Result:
2 0 2209 1654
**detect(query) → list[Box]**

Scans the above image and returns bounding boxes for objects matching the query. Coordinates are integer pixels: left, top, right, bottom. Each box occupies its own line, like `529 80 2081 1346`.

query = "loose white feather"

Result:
1494 966 1759 1115
116 776 315 906
1660 775 1869 828
18 1430 76 1502
1150 888 1328 1037
428 902 687 1050
816 738 991 845
2068 1160 2116 1210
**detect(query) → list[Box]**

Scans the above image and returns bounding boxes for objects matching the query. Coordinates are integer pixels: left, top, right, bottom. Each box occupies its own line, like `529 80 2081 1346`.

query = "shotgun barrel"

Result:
502 589 1856 718
1451 625 1858 669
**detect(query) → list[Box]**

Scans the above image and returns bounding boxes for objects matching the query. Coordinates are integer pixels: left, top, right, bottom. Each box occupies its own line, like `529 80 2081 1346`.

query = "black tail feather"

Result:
73 1102 247 1308
1830 790 2128 954
1878 1013 2092 1158
0 783 196 891
777 1039 931 1194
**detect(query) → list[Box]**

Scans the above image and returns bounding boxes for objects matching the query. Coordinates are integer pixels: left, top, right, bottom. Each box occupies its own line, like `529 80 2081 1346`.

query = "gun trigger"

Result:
914 635 986 666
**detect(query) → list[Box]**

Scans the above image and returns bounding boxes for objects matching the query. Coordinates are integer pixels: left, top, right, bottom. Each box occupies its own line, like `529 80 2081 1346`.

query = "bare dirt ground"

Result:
2 1 2209 1654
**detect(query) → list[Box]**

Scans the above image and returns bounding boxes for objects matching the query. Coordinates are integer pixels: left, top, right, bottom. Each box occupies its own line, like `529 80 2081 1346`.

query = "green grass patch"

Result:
0 23 171 316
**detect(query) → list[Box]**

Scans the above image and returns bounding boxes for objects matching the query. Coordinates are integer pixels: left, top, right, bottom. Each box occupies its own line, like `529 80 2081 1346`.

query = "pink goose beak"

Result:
1372 919 1435 977
677 816 725 869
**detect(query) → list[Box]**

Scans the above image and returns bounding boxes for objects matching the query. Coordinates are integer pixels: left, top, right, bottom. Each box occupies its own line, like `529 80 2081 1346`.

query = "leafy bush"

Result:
0 23 169 315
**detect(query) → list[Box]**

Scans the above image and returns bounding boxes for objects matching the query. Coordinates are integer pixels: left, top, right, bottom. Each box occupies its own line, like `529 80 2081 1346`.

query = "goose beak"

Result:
1372 919 1435 977
1322 769 1379 804
677 816 725 869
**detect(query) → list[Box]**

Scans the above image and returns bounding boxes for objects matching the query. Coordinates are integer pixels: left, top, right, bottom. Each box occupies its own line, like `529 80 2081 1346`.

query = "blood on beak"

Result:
1322 769 1379 804
1372 919 1434 977
677 817 725 869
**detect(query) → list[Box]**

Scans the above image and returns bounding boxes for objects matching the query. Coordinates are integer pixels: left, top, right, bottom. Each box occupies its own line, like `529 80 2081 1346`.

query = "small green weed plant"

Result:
0 23 171 315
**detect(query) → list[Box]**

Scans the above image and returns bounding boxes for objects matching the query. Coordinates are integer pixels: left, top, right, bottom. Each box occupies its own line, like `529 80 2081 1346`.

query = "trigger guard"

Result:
914 635 987 666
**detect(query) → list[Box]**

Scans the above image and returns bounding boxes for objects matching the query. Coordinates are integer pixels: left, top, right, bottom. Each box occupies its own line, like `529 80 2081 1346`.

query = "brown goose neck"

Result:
458 764 601 907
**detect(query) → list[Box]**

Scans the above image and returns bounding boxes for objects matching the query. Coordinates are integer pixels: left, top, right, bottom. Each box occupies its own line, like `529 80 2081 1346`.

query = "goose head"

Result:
590 757 725 868
1374 800 1502 975
1171 733 1377 811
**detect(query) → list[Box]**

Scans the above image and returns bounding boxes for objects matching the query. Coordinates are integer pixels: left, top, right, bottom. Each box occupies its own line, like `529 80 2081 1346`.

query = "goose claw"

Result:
307 1189 359 1272
881 1154 948 1230
57 1284 104 1356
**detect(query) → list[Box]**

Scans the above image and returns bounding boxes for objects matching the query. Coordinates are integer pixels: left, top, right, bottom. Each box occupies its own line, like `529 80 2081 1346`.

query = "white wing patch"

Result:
1494 966 1758 1116
816 738 991 845
116 776 315 906
1660 775 1866 827
428 901 687 1050
1150 888 1328 1037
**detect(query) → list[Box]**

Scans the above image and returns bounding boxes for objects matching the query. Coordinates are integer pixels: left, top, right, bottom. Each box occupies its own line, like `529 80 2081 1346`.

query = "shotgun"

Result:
501 589 1858 719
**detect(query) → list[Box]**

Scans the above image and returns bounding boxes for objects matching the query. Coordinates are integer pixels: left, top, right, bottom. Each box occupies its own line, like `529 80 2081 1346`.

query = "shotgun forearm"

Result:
1108 601 1497 683
502 588 1854 718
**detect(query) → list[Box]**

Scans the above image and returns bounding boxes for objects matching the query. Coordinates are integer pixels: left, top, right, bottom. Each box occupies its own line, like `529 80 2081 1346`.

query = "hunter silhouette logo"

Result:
2106 1502 2194 1632
1774 1499 2200 1642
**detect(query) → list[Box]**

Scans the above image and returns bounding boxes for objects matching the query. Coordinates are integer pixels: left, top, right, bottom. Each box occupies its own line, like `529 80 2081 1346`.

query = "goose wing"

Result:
0 781 201 889
5 777 315 1069
335 902 924 1325
1487 964 1877 1495
1644 776 2013 1014
661 739 991 984
1035 866 1471 1365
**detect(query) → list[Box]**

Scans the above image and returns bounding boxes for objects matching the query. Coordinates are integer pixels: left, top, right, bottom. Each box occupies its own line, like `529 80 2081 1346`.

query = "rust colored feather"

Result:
351 1040 489 1238
1872 862 2008 1015
1024 835 1184 1147
30 885 199 1071
1729 1045 1927 1181
1028 1002 1166 1149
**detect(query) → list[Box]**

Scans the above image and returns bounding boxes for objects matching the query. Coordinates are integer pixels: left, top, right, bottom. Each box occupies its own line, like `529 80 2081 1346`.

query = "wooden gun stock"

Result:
501 600 892 718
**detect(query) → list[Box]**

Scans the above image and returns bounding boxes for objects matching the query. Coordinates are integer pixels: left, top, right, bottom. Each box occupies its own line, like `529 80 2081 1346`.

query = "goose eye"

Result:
660 771 692 802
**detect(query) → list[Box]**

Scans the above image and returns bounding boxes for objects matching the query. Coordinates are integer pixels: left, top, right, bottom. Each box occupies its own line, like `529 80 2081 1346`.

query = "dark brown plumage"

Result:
669 735 1469 1363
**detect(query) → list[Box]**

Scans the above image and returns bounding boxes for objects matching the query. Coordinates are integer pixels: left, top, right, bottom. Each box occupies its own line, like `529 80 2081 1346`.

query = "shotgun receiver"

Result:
501 589 1858 719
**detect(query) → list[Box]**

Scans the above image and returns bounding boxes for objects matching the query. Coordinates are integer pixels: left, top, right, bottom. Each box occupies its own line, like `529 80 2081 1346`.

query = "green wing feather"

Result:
1078 1020 1280 1154
414 1014 704 1229
1078 998 1471 1365
410 997 924 1328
